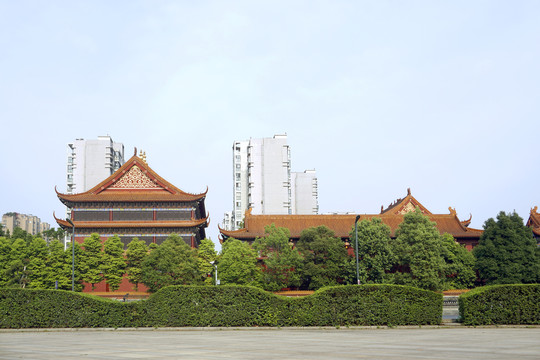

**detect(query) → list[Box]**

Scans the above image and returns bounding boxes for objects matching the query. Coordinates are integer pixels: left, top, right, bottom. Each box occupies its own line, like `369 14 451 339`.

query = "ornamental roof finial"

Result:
138 150 147 164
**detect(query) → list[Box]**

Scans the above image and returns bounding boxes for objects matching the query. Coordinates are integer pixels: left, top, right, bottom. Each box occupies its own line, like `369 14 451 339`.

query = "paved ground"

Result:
1 327 539 359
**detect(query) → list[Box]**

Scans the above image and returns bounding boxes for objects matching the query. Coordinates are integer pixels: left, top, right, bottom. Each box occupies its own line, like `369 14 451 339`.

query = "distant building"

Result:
2 213 50 236
526 206 540 245
222 211 234 232
226 135 318 230
290 170 319 214
67 135 124 194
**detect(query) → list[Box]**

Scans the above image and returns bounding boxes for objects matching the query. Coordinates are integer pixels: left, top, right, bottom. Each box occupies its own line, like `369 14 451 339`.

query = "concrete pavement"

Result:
1 327 539 359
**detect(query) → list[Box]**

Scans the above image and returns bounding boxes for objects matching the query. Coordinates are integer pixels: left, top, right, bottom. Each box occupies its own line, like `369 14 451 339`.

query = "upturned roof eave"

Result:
55 155 208 202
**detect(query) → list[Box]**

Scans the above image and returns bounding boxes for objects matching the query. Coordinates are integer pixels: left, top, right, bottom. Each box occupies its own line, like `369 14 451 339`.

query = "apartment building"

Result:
67 135 124 194
227 134 318 230
1 213 50 236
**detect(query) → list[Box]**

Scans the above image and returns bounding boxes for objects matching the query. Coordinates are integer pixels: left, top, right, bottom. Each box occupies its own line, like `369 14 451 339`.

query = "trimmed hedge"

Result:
459 284 540 325
0 288 142 328
292 285 442 326
0 284 442 328
143 285 289 327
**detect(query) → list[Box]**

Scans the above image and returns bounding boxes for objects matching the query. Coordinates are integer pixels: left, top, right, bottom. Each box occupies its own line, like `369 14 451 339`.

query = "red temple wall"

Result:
82 274 149 293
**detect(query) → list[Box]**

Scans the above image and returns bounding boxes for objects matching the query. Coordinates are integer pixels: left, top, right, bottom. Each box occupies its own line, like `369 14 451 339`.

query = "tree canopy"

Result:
218 238 261 286
141 234 201 292
389 208 447 291
253 224 303 291
125 237 149 291
440 233 476 289
197 238 218 285
297 226 350 290
474 211 540 285
101 235 126 291
350 218 395 284
80 233 104 290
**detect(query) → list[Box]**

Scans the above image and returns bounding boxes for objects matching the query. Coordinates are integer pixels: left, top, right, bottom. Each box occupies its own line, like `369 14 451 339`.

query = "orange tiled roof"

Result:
219 190 483 243
219 212 482 242
219 213 359 241
55 216 208 230
56 155 207 204
527 206 540 236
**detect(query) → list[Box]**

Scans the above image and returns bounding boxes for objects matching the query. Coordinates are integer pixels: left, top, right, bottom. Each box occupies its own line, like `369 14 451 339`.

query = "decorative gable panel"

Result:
109 165 161 189
397 201 417 214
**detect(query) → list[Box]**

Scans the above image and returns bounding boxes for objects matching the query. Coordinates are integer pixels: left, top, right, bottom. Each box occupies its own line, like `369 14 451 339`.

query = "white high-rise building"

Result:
290 170 319 214
67 136 125 194
227 134 318 230
246 135 291 216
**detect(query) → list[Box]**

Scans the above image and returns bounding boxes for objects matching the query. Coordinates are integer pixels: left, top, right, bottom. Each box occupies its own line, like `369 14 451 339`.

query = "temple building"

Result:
55 151 209 249
526 206 540 244
219 189 482 250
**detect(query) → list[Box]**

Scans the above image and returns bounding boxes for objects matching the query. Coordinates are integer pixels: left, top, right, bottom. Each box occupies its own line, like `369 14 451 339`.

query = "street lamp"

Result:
354 215 360 285
66 218 75 291
210 261 219 285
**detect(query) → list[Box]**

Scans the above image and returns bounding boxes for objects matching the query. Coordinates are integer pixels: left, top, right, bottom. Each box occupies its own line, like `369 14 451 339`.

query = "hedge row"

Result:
459 284 540 325
0 288 142 328
0 284 442 328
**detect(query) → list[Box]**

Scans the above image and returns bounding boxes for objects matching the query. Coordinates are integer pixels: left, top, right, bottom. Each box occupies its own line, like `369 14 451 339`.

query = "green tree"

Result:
41 227 66 244
218 238 261 286
46 240 73 290
349 218 395 284
26 237 49 289
389 208 447 291
296 226 349 290
80 233 104 291
5 238 31 288
101 235 126 291
126 237 149 291
253 224 303 291
440 233 476 289
474 211 540 285
0 237 12 286
197 238 217 285
141 234 201 292
11 227 33 243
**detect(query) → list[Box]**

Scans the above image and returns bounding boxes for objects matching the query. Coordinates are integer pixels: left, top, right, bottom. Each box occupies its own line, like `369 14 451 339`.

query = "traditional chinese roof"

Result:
219 190 483 243
56 155 208 205
219 209 358 242
526 206 540 236
380 188 431 215
54 213 209 230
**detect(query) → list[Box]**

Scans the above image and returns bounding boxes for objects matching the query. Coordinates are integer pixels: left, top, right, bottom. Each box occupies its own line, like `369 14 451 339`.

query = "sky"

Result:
1 1 539 247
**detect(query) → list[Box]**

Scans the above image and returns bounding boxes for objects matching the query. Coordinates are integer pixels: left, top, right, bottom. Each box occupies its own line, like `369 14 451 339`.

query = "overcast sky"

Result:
1 1 539 246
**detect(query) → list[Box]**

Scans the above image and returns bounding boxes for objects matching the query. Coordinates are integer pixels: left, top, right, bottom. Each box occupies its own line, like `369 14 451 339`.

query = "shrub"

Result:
0 284 442 328
142 285 288 327
0 288 141 328
459 284 540 325
295 284 442 326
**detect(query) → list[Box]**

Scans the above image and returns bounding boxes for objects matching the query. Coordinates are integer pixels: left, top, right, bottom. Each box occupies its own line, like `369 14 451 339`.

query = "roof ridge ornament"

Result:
139 150 147 164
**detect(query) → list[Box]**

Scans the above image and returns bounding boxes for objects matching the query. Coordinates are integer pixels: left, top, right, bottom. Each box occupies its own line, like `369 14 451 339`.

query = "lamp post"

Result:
210 261 219 285
354 215 360 285
66 218 75 291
